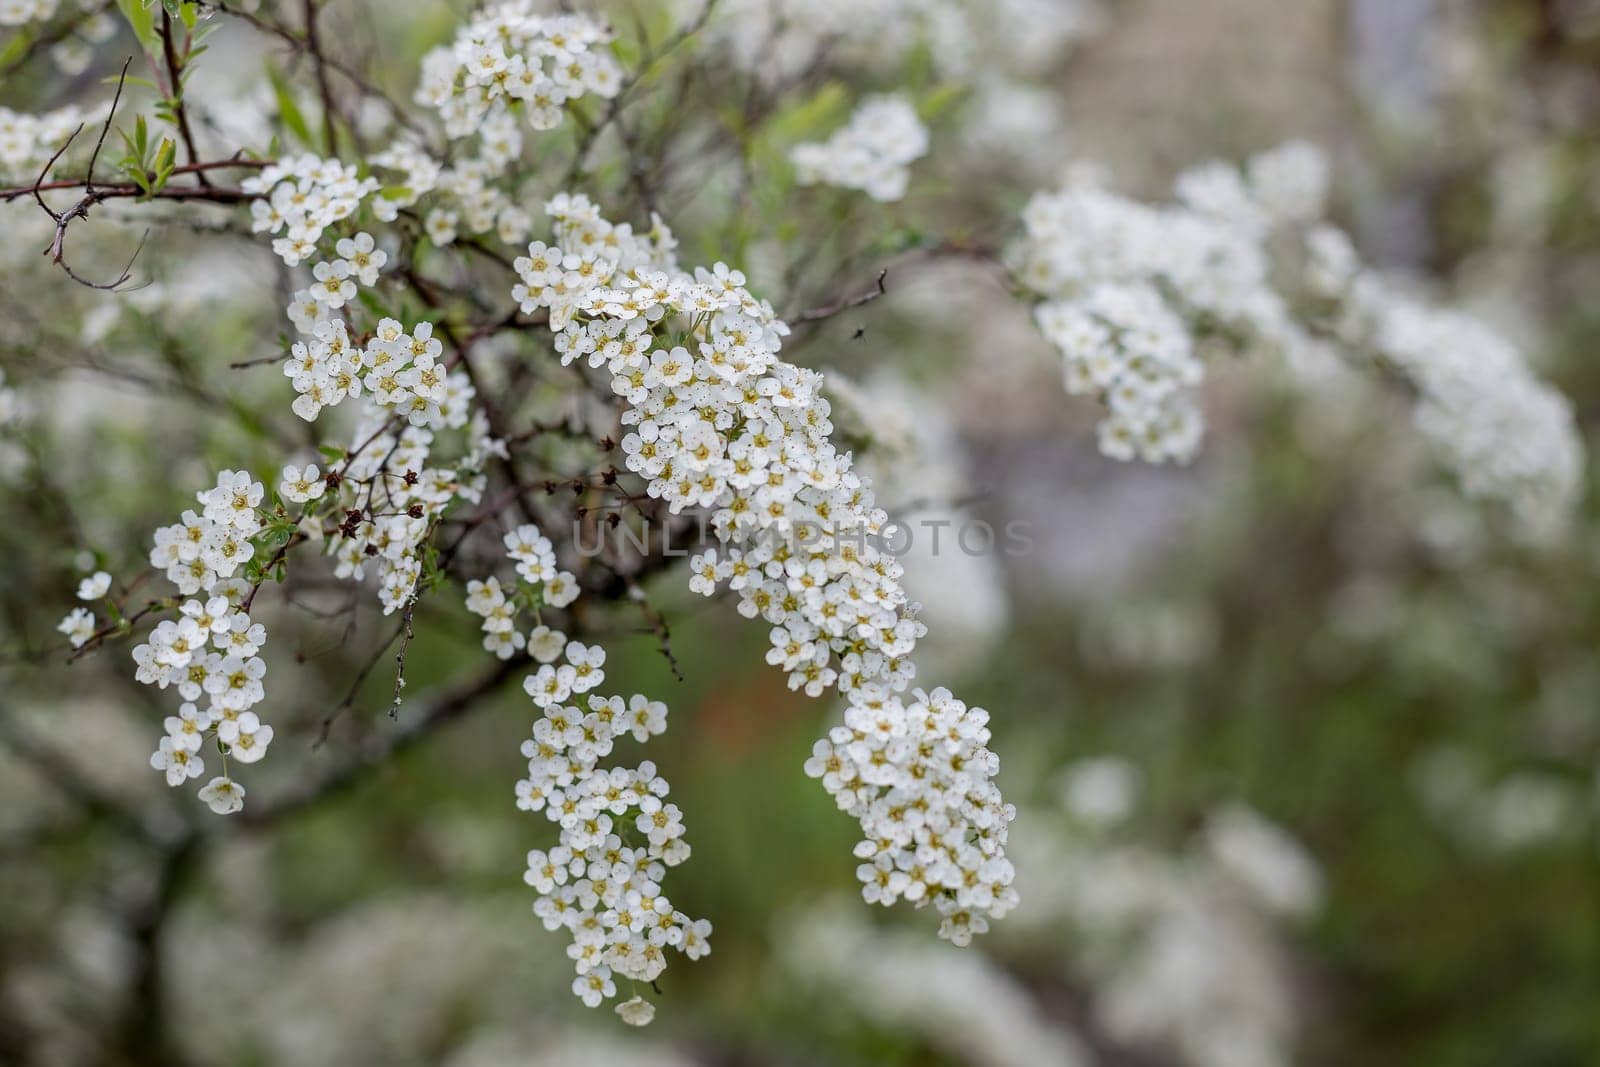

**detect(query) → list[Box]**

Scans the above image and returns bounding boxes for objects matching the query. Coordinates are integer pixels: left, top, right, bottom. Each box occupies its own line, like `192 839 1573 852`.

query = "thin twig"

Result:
796 267 888 322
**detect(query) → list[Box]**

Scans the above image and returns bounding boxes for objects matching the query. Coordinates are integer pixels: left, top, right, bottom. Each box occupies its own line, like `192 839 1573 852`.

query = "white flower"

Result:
76 571 111 601
563 641 605 693
528 625 567 663
615 996 655 1026
544 571 580 608
334 230 387 286
197 776 245 815
57 607 94 648
227 721 275 764
311 259 357 308
163 702 213 753
279 464 327 503
571 965 615 1008
625 694 667 742
150 737 204 787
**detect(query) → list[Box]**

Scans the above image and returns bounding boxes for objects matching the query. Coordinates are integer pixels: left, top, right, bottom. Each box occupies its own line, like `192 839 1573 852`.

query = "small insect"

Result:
851 327 866 341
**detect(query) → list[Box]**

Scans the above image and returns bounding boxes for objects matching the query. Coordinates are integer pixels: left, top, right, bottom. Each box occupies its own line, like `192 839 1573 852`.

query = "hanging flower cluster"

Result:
1013 141 1584 538
512 193 1018 945
463 525 710 1022
133 471 277 814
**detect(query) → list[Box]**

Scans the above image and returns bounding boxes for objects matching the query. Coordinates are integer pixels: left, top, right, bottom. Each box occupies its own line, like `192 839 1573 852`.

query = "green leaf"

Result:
115 0 160 54
0 30 30 70
150 137 176 193
917 83 968 122
763 82 850 144
266 63 313 148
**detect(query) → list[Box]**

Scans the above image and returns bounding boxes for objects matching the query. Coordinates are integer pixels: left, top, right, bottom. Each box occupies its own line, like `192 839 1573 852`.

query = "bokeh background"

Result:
2 1 1599 1065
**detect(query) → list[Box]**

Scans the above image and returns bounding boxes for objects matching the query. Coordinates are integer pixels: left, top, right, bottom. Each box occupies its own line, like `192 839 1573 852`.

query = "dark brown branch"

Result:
566 0 723 184
15 58 255 290
2 157 272 201
302 0 340 154
159 10 210 186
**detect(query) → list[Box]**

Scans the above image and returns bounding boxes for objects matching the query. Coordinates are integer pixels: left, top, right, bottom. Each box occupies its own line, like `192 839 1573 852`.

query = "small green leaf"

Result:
115 0 160 54
266 63 313 148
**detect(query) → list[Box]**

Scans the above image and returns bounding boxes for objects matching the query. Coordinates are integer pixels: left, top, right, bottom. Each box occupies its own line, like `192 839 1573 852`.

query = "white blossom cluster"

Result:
243 154 381 267
374 7 620 251
1370 299 1580 541
791 94 929 203
482 526 710 1022
804 688 1018 945
320 408 494 615
282 313 471 428
0 1 113 73
371 136 538 248
264 192 475 433
0 103 90 181
413 3 621 140
1015 143 1584 537
1304 229 1584 542
824 371 1011 671
512 194 1017 945
123 471 279 815
463 525 581 660
1013 164 1289 463
0 0 56 26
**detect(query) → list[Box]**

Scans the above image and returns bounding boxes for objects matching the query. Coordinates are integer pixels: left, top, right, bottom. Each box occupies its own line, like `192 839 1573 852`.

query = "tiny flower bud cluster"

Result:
414 3 622 140
243 154 381 267
513 195 1017 944
791 94 929 203
134 471 278 814
463 524 581 659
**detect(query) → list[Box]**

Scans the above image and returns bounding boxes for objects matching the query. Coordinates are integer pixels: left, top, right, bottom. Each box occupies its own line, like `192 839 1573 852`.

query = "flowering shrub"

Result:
1 0 1588 1043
